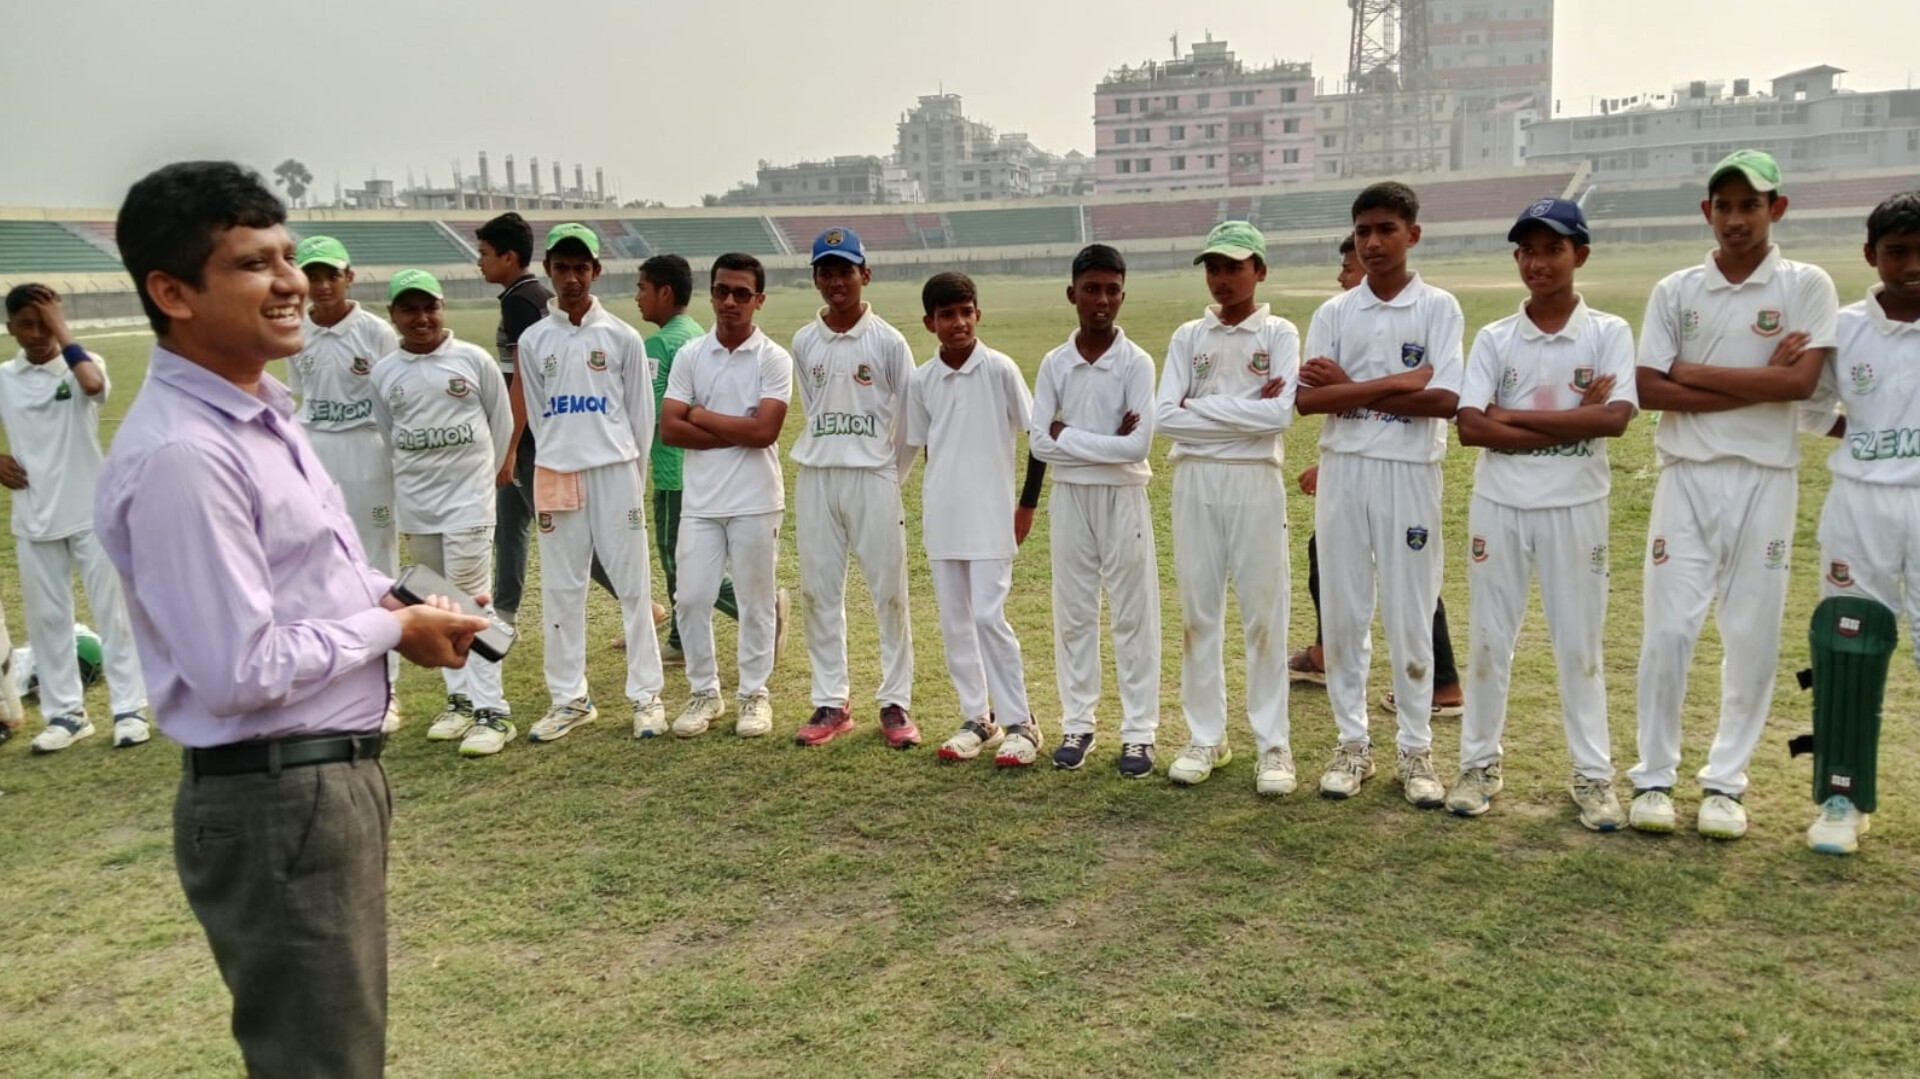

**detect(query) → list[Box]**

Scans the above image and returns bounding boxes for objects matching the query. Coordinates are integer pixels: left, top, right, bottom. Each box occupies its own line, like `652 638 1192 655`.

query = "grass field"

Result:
6 235 1920 1078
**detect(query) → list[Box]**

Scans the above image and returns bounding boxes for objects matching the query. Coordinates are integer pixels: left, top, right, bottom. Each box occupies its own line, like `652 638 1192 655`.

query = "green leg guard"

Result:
1808 596 1899 812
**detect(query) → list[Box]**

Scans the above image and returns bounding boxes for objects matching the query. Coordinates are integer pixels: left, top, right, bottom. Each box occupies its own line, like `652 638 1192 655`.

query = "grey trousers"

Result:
174 756 392 1079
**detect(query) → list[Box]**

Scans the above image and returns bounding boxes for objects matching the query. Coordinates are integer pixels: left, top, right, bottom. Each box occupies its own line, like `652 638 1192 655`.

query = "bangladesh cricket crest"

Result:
854 363 874 387
350 356 371 376
1753 308 1783 337
587 349 608 372
1248 350 1271 376
1470 535 1487 563
1572 365 1595 391
446 377 471 398
1828 560 1854 588
1406 526 1429 551
537 512 555 534
1590 544 1609 576
1401 342 1427 368
627 508 644 530
1652 536 1669 566
811 362 827 388
371 505 392 528
1850 362 1877 395
1765 539 1787 570
1681 309 1702 339
542 355 559 377
54 381 71 401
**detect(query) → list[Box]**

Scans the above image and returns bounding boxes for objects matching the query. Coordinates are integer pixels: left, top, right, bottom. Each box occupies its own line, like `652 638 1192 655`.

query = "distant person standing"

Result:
476 212 553 628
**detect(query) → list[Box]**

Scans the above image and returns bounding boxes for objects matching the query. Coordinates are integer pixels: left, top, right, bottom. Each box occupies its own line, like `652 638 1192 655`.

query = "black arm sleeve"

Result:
1019 453 1047 509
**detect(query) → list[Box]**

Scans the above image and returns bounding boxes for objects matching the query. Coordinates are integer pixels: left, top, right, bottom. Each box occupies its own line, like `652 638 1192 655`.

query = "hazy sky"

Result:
6 0 1918 209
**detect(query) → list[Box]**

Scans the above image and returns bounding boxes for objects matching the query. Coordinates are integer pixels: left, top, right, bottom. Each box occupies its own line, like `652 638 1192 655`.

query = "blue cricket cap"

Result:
811 226 866 265
1508 198 1591 245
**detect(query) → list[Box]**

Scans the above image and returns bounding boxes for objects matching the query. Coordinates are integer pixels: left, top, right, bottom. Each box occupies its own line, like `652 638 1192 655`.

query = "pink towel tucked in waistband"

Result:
533 466 585 513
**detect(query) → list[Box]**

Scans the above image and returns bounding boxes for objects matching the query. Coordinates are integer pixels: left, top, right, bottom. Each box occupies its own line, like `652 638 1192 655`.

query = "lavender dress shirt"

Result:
94 346 402 749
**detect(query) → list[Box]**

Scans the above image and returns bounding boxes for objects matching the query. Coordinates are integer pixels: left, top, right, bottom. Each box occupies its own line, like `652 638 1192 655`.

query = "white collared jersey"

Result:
370 333 513 533
665 326 794 519
1030 327 1156 485
1804 289 1920 486
906 342 1033 561
0 351 108 540
790 304 914 478
1638 245 1839 470
1459 300 1639 509
1153 305 1299 466
516 297 653 474
290 303 399 432
1305 274 1466 464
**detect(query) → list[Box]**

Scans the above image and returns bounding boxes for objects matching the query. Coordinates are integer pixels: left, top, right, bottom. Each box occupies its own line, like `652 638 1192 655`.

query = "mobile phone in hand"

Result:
390 564 516 663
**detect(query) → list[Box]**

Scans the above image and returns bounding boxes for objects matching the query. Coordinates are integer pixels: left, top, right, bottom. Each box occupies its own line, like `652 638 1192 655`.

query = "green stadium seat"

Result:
629 217 781 257
287 221 470 266
946 207 1080 248
0 221 124 274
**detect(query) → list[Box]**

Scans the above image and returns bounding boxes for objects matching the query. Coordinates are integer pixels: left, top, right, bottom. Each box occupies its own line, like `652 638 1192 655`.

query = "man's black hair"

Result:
922 272 977 316
711 252 765 294
1339 233 1356 255
4 283 51 317
1866 190 1920 248
640 254 694 308
476 212 534 269
1071 243 1127 282
1352 181 1420 225
117 161 286 336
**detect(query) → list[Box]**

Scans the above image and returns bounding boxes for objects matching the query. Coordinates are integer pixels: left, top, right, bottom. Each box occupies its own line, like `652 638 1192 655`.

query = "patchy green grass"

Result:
6 235 1920 1078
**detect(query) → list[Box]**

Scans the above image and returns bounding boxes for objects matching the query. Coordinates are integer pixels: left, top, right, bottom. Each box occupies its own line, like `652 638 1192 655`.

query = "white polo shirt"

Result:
370 332 514 533
1152 306 1299 466
1304 273 1465 464
1459 299 1639 509
789 304 914 479
1638 245 1840 470
290 303 398 432
907 342 1033 560
0 350 108 541
665 325 793 519
517 297 653 474
1030 327 1156 485
1804 288 1920 486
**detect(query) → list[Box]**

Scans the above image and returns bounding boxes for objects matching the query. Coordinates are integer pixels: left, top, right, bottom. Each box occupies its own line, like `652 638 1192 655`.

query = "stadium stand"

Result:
773 213 918 252
1419 172 1578 223
0 221 125 274
1786 175 1920 212
1251 188 1357 233
1089 199 1221 242
946 206 1081 247
286 220 470 266
909 213 949 249
629 217 781 257
1582 185 1701 221
70 220 122 253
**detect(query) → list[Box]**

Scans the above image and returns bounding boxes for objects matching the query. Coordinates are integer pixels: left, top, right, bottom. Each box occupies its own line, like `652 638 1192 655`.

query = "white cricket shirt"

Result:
1030 327 1156 485
665 326 793 519
1153 305 1300 465
517 297 653 474
906 342 1033 560
370 332 514 532
0 350 108 540
290 303 399 432
1305 274 1466 464
790 304 915 479
1807 288 1920 486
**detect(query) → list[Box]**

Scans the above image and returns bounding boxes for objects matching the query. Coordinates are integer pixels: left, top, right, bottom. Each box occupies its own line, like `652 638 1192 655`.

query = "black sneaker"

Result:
1052 732 1096 770
1117 742 1155 778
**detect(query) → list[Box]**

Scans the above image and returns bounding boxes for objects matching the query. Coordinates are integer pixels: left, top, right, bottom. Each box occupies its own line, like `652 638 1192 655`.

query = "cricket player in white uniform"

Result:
662 252 793 740
0 284 149 752
516 223 666 743
1152 225 1299 790
288 235 403 730
1796 190 1920 854
1031 244 1161 777
1448 200 1638 831
369 271 515 757
1298 182 1465 807
789 227 919 750
1628 150 1838 840
911 272 1043 767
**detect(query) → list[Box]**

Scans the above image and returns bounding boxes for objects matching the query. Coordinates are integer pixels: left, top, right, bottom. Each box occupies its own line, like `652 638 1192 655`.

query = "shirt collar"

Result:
1517 297 1591 342
399 330 458 359
934 342 983 376
547 295 607 329
1065 326 1130 369
7 351 60 376
306 302 361 336
1703 244 1782 290
1356 273 1424 309
1200 303 1271 331
1865 284 1920 335
499 273 542 300
708 326 767 356
148 344 295 423
814 303 872 339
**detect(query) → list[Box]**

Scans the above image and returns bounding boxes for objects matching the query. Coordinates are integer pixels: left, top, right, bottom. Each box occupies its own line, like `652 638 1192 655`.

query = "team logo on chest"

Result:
54 381 72 401
1681 309 1702 339
447 377 471 398
1828 560 1854 587
811 362 827 388
1406 526 1429 551
1500 367 1519 395
1191 353 1213 383
296 353 318 376
1850 362 1877 396
542 355 559 377
1571 365 1595 391
587 349 608 372
1248 351 1271 377
386 383 408 416
1470 535 1487 562
1401 343 1426 368
1765 539 1788 570
350 356 371 376
854 362 874 387
1753 308 1783 337
1652 536 1669 566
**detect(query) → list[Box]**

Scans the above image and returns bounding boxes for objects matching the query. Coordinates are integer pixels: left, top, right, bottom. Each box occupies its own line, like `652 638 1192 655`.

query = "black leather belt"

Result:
186 732 385 777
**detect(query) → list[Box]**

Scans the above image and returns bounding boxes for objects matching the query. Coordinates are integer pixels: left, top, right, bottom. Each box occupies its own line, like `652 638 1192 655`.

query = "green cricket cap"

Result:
1709 149 1782 194
545 222 601 258
1195 220 1267 264
387 269 443 301
294 235 351 270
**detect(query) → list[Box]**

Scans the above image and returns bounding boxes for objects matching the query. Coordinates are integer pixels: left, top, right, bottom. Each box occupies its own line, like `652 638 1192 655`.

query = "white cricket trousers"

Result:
1460 495 1613 780
796 467 913 710
405 527 507 713
1171 460 1287 752
17 529 145 718
678 510 782 698
929 558 1030 724
1053 482 1161 743
1316 452 1443 753
1818 475 1920 669
537 460 663 707
309 427 399 688
1630 458 1796 796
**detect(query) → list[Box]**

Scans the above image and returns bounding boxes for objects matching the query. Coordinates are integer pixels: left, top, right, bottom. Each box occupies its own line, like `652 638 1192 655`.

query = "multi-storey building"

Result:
894 95 1025 203
729 156 887 207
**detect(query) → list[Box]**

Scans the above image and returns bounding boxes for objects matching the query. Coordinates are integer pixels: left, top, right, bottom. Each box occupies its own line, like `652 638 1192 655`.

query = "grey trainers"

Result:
1319 741 1375 799
1445 763 1505 817
1571 775 1626 832
1396 748 1446 808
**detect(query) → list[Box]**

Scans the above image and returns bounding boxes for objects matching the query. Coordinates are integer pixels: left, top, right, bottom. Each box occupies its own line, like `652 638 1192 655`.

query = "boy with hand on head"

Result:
1153 222 1300 790
0 285 150 752
516 223 668 744
370 270 516 757
1028 244 1159 775
1447 199 1638 830
289 236 403 731
661 253 793 740
789 227 920 749
910 273 1043 767
1627 150 1838 840
1297 182 1466 808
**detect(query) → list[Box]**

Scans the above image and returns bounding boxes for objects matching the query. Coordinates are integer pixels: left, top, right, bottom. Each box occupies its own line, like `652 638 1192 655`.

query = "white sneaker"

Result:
111 712 152 748
381 700 404 734
673 692 726 738
1255 746 1297 796
1697 791 1749 840
31 714 93 754
1168 743 1231 786
1807 794 1870 855
1629 788 1677 834
459 711 516 757
1319 741 1375 799
1571 775 1626 832
735 692 774 738
632 695 668 739
1446 764 1504 817
426 694 475 741
994 723 1044 767
773 588 791 665
1396 749 1446 808
528 697 598 743
938 718 1004 761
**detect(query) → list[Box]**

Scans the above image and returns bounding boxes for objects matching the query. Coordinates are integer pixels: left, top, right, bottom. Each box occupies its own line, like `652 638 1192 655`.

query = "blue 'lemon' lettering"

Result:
542 395 610 418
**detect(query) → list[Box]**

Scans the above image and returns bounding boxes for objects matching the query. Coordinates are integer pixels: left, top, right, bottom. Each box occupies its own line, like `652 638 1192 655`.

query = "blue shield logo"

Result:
1406 526 1429 551
1401 342 1427 368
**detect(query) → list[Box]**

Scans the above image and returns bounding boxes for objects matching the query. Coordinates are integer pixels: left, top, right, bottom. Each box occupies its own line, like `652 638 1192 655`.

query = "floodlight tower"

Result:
1344 0 1443 177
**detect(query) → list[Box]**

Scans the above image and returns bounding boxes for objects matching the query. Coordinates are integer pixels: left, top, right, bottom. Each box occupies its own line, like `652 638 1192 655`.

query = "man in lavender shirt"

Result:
96 162 488 1079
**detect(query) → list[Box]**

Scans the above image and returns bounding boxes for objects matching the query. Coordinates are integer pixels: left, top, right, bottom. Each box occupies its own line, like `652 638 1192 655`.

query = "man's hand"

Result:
1116 411 1139 436
0 455 27 491
495 448 518 489
392 596 490 669
1014 506 1034 546
1392 365 1435 392
1767 330 1812 368
26 288 73 348
1298 357 1349 389
1048 419 1067 440
1259 377 1287 400
1578 374 1616 406
1298 464 1319 496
